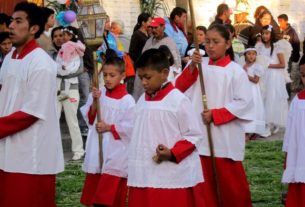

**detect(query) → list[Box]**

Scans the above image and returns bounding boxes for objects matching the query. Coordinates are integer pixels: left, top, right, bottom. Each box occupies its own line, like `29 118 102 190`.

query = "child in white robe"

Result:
255 25 289 135
281 56 305 207
127 49 205 207
175 24 254 207
80 55 135 207
242 48 266 139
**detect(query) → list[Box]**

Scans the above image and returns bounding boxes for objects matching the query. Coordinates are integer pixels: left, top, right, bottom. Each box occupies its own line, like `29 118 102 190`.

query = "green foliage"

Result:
56 140 286 207
139 0 169 17
236 0 249 5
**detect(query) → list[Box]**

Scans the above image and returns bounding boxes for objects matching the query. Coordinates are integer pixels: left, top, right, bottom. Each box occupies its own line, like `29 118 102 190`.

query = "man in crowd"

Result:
278 14 301 96
0 2 64 206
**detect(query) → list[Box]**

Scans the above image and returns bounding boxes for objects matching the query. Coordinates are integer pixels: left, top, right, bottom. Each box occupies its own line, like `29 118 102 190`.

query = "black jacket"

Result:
282 24 300 63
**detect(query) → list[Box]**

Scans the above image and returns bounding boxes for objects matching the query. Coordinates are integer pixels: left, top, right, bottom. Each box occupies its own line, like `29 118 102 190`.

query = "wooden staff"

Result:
92 51 103 170
188 0 222 206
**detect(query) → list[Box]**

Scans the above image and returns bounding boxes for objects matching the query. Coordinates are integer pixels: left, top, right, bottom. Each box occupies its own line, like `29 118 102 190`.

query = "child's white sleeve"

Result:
112 96 136 144
80 93 94 126
177 97 203 146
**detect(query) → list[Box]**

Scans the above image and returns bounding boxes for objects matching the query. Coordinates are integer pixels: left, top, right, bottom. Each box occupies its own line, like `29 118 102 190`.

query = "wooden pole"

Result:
92 52 104 171
188 1 222 206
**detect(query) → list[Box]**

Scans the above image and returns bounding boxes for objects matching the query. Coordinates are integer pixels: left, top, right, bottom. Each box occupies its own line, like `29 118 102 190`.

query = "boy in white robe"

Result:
0 3 64 207
127 48 205 207
281 56 305 207
80 54 135 207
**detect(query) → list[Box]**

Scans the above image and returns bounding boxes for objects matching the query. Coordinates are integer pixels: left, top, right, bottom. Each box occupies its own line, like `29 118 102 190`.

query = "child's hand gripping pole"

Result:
93 51 104 171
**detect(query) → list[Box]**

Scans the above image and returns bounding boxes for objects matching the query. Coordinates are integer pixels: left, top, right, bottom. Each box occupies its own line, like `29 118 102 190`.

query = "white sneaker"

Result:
272 126 280 134
72 153 83 161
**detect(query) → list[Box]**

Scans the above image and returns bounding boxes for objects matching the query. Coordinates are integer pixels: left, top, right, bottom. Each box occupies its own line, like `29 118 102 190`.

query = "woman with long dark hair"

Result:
129 13 152 63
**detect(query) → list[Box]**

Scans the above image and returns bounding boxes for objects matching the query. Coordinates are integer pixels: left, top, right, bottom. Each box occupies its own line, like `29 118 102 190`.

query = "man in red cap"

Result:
133 17 181 101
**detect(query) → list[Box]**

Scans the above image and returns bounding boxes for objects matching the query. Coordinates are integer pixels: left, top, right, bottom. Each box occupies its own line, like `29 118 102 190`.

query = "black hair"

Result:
102 49 125 73
42 7 54 27
159 45 174 66
0 13 11 27
14 2 46 39
0 32 10 44
224 24 236 37
278 14 288 21
62 26 79 42
299 55 305 66
170 7 187 20
208 24 235 61
135 48 170 72
133 12 151 32
216 3 229 17
261 25 277 56
51 26 63 50
196 25 207 34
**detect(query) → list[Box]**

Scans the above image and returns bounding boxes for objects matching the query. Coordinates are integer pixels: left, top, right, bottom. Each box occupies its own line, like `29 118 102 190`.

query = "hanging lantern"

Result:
77 0 107 46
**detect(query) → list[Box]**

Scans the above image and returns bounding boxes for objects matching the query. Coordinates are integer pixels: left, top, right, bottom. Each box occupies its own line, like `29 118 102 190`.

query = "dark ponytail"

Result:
133 12 151 32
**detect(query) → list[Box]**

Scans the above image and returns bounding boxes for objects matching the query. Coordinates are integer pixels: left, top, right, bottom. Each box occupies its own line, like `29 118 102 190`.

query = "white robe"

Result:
244 63 266 134
80 87 135 178
181 58 254 161
0 48 64 174
128 88 203 188
256 43 289 127
282 94 305 183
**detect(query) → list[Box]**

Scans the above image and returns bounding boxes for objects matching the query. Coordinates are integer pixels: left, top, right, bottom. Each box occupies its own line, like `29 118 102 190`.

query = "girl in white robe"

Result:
281 57 305 207
241 48 266 138
175 24 254 207
80 56 135 207
255 25 289 135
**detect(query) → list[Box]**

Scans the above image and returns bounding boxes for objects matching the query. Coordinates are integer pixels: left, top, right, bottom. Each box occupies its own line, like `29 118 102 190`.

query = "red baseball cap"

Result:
150 17 165 27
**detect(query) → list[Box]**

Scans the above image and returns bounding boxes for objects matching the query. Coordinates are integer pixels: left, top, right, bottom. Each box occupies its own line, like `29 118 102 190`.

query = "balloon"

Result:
56 0 66 4
56 11 69 27
64 10 76 23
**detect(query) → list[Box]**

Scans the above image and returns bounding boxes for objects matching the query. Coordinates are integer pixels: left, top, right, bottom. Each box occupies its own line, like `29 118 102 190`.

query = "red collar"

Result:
297 89 305 100
105 84 128 99
208 55 231 67
145 82 175 101
12 39 39 59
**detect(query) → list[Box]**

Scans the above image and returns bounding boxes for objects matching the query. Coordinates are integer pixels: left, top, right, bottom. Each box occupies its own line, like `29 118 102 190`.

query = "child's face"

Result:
205 29 230 61
245 51 257 63
196 29 205 44
102 64 125 90
300 64 305 86
63 32 73 43
0 38 12 55
138 67 169 95
262 30 271 43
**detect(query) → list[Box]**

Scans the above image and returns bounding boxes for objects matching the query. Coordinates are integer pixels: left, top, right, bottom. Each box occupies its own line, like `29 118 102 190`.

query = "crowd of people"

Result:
0 1 304 207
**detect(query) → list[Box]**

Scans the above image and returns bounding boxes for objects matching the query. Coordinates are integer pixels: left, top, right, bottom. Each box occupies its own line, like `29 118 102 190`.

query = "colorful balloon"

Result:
64 10 76 23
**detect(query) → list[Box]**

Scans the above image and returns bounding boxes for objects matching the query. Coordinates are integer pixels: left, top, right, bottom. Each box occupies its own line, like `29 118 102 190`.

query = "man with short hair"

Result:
210 3 231 26
164 7 188 57
0 2 64 206
278 14 301 96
